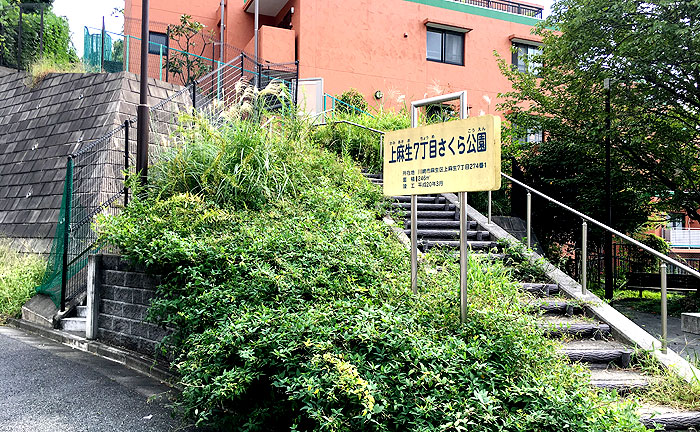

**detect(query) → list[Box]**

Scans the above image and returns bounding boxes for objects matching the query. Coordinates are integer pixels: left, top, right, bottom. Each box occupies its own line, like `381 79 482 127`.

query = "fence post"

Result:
100 16 105 73
582 220 588 295
661 263 668 354
158 44 163 81
165 26 170 82
125 35 130 71
17 6 22 71
0 21 4 66
39 6 44 58
488 191 492 224
257 62 262 90
124 120 129 207
294 60 299 104
526 191 532 249
60 156 74 312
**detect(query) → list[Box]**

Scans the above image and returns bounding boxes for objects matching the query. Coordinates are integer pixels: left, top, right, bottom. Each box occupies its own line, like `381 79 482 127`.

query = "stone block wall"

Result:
95 254 170 356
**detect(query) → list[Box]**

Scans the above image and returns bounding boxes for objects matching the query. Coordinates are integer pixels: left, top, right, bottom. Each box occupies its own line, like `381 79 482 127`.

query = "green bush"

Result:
98 112 645 430
311 110 409 172
0 241 45 323
334 88 368 115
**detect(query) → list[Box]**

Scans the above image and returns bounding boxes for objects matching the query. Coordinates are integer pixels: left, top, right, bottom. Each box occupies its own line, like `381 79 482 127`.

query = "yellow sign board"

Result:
383 116 501 196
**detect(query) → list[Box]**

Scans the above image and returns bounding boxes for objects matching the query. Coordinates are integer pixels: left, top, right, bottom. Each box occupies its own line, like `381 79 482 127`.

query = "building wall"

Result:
125 0 542 113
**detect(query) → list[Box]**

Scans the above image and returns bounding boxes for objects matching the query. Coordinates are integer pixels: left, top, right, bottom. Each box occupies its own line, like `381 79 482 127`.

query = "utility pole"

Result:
604 78 613 300
136 0 150 187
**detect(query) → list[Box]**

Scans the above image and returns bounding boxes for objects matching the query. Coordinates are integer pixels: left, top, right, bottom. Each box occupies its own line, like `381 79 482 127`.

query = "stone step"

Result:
533 299 578 316
60 317 86 332
588 366 648 394
539 317 611 339
404 229 491 241
638 407 700 430
391 196 446 204
559 339 633 367
363 173 382 179
520 283 560 297
75 305 88 318
395 202 454 211
405 220 478 230
415 210 458 220
422 240 496 251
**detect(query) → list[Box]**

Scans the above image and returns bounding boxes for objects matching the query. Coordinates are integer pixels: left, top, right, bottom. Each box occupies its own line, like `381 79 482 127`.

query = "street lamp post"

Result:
136 0 150 187
604 78 613 300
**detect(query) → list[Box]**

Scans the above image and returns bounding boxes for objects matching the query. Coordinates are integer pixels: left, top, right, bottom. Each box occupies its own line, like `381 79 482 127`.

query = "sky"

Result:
52 0 125 57
51 0 556 58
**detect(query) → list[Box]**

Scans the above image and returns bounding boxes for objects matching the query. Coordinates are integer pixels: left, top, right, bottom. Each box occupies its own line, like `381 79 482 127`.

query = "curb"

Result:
6 318 177 386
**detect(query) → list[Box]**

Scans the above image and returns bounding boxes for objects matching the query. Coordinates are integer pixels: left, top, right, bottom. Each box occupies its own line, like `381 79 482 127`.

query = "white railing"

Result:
665 228 700 249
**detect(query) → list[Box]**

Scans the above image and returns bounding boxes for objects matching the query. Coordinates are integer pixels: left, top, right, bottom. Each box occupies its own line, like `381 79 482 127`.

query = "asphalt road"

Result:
0 326 196 432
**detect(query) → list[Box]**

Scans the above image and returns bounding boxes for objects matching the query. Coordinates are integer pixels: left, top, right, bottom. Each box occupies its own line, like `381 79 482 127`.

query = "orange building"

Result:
124 0 544 113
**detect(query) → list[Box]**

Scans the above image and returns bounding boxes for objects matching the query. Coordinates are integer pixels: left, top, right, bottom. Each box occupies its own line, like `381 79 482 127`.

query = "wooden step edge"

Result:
640 411 700 430
561 348 633 367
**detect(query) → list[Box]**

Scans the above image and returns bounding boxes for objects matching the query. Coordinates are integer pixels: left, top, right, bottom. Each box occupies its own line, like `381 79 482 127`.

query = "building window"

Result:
668 213 685 229
512 42 542 75
519 128 543 144
427 28 464 66
148 31 168 55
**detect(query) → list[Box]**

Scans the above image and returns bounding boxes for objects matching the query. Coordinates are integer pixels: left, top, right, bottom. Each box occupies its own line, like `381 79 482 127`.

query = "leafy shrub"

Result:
0 241 45 323
98 112 645 430
334 88 368 115
311 110 409 172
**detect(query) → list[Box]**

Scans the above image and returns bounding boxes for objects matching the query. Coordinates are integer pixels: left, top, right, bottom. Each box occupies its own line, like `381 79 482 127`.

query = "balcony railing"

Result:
663 227 700 249
451 0 543 18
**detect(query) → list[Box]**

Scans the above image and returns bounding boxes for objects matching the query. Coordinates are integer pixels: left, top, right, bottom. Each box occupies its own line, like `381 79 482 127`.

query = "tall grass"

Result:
0 241 45 323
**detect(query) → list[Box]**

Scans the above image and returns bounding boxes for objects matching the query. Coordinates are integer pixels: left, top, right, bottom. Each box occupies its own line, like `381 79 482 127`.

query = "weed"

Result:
0 241 45 323
25 57 85 88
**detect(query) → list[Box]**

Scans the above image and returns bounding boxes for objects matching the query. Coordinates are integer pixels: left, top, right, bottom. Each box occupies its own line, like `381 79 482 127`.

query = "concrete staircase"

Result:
364 171 700 431
59 305 86 335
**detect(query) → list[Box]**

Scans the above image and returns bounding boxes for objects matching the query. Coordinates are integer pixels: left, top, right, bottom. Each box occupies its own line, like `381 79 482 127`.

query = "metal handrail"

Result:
501 172 700 280
329 120 385 135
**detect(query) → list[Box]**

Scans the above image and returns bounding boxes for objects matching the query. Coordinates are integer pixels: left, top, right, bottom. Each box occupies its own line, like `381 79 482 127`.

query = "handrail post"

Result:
661 263 668 353
526 191 532 249
158 44 163 81
582 220 587 295
488 190 492 224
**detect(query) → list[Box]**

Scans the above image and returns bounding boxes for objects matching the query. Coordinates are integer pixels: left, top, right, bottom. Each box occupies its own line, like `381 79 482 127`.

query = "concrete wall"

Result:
92 254 170 357
0 70 190 254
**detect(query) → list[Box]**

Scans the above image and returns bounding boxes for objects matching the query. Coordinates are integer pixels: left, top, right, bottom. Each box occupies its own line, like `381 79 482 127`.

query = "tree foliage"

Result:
498 0 700 247
0 0 77 69
164 14 213 85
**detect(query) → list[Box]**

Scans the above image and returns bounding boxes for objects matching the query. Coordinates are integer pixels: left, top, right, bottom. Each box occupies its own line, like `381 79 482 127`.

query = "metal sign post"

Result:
387 91 500 323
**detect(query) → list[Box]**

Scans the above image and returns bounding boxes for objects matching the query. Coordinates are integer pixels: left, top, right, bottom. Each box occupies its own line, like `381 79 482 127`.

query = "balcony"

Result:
663 228 700 249
450 0 543 18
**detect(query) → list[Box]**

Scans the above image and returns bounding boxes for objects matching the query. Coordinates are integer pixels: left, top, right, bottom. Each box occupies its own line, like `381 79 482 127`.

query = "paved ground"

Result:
0 326 197 432
617 306 700 363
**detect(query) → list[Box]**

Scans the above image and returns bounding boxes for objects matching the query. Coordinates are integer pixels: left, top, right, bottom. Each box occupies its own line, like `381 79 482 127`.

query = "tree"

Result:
164 14 213 86
0 0 77 69
497 0 700 250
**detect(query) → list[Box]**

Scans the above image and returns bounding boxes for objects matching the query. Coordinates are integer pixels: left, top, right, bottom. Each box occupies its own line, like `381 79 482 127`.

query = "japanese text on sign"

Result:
383 116 501 196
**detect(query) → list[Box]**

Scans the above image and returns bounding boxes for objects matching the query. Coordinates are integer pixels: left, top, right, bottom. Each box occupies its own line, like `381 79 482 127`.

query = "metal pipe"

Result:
501 172 700 280
254 0 259 86
165 26 170 82
488 191 492 224
17 7 21 71
158 44 163 81
101 16 105 72
604 78 613 300
460 191 468 323
582 220 587 295
661 263 668 353
220 0 225 64
411 195 418 295
526 191 531 249
125 35 130 71
136 0 150 187
39 6 44 58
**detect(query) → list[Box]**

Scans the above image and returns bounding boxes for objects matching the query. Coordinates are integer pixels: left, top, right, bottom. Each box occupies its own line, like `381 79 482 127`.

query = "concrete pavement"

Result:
617 306 700 363
0 326 198 432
